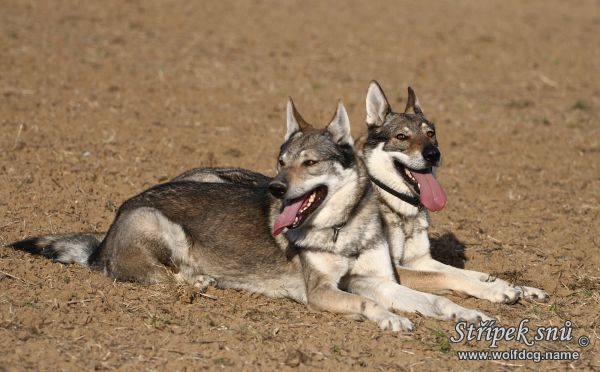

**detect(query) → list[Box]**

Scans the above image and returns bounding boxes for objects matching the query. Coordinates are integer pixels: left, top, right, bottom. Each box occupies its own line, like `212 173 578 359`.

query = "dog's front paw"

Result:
374 311 413 332
521 286 550 302
451 308 493 324
433 297 493 323
484 283 521 304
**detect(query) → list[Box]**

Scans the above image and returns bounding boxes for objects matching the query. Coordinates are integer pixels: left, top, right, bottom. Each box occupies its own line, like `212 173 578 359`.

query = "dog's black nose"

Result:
422 144 440 164
268 181 287 198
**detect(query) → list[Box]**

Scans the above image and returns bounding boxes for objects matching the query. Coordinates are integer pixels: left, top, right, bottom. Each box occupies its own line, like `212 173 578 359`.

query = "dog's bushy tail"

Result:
9 234 104 267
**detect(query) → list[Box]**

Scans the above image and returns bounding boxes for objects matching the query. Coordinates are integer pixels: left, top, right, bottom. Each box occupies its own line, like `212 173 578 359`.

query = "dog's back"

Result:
173 167 271 186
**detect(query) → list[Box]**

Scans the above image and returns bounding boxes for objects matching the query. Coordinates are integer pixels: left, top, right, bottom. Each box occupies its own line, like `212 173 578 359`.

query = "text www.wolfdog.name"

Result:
457 349 580 363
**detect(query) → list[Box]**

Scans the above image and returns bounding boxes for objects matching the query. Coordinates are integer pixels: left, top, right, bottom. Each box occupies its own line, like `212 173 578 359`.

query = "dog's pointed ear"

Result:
285 98 313 141
404 86 423 114
327 100 354 146
366 80 391 127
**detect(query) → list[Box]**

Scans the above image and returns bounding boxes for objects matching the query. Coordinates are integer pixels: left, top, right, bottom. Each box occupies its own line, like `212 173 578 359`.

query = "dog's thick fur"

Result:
10 99 490 331
178 82 550 304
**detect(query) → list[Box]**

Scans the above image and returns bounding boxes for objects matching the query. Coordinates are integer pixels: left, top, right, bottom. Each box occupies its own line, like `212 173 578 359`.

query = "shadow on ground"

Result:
430 233 467 269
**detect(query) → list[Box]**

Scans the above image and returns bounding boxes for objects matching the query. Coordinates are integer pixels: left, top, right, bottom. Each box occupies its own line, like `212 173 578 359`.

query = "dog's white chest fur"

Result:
381 203 430 265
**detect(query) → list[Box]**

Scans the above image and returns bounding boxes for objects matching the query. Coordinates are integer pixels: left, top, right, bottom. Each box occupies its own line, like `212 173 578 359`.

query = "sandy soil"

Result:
1 0 599 370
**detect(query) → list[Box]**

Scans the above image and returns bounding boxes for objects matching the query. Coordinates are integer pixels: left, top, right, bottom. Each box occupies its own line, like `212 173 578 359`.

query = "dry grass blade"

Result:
199 293 218 300
0 220 19 230
11 123 24 150
0 270 31 285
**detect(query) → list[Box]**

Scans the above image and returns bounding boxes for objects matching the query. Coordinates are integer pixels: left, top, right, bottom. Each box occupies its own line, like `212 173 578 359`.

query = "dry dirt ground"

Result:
1 0 599 370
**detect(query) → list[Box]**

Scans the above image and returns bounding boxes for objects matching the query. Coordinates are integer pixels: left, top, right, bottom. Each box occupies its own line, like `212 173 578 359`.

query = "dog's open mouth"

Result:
272 186 328 236
394 161 447 212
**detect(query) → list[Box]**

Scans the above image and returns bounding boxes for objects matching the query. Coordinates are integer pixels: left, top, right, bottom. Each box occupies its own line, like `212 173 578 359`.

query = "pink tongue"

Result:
409 171 448 212
272 198 305 236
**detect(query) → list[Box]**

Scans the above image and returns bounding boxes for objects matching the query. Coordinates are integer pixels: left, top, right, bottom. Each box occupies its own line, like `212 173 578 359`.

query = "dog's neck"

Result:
368 174 421 208
326 156 371 228
362 144 423 218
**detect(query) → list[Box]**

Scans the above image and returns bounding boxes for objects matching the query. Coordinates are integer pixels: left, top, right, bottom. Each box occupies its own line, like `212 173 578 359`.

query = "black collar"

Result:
369 175 421 208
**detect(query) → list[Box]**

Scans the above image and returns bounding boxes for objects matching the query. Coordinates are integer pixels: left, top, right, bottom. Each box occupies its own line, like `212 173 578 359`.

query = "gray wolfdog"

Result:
10 99 490 331
177 81 550 304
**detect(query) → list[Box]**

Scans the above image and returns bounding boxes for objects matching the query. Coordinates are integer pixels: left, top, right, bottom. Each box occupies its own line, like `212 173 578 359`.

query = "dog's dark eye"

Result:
396 133 408 141
426 130 435 138
278 159 285 167
303 160 318 167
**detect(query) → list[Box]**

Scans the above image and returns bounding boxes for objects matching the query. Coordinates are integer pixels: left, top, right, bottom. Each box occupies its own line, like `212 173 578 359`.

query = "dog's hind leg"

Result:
174 271 216 292
100 207 188 284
